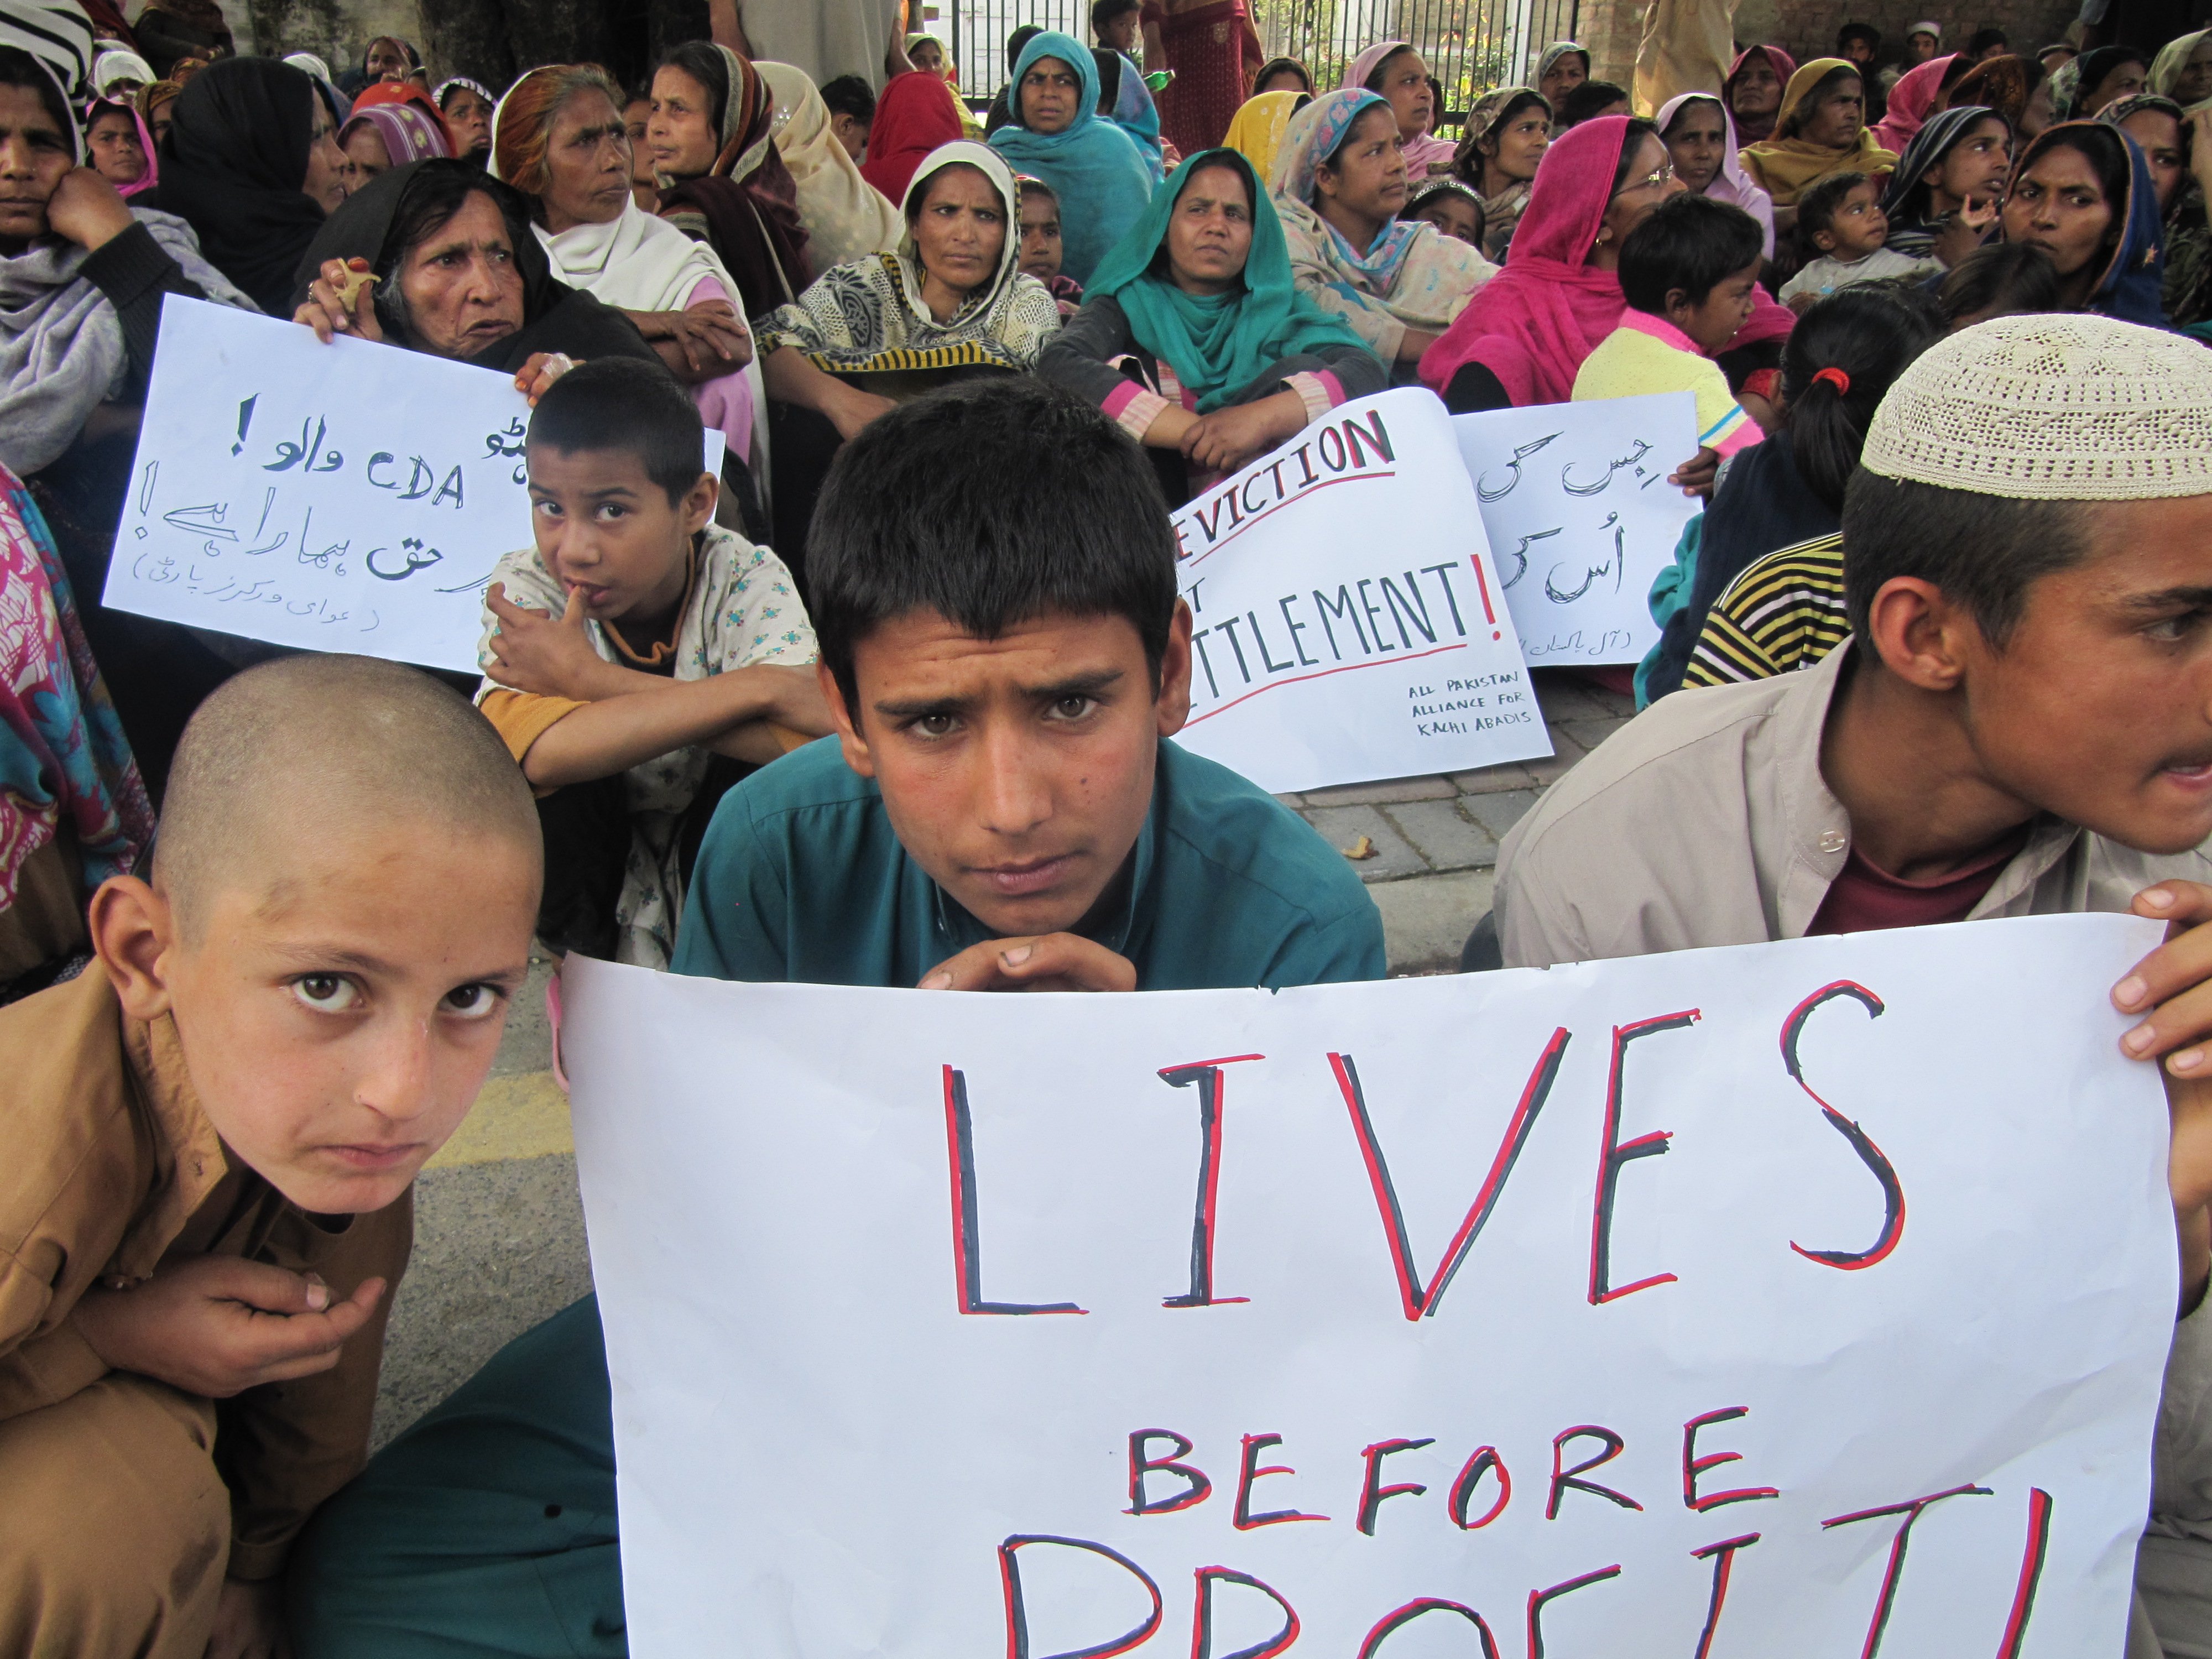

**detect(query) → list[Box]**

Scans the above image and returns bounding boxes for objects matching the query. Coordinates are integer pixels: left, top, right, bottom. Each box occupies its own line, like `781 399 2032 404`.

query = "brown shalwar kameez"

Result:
0 967 411 1658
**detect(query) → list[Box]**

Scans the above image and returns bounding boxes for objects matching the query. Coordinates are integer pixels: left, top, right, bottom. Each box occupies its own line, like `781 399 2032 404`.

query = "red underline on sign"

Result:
1186 639 1472 726
1181 471 1398 569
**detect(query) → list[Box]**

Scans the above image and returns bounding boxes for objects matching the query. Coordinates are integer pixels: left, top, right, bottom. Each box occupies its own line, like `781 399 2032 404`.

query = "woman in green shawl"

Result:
1037 147 1386 503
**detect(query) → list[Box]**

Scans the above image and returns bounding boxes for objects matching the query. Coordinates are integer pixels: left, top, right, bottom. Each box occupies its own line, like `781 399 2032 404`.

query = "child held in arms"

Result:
478 357 831 968
1780 171 1943 307
1574 192 1766 495
282 379 1385 1658
0 656 541 1659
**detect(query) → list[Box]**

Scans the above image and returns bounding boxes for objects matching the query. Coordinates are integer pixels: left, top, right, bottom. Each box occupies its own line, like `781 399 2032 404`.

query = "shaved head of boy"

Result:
90 654 543 1216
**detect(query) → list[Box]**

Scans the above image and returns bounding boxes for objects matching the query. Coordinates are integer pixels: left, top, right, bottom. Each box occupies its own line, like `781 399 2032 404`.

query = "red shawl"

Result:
1419 116 1636 408
860 71 966 207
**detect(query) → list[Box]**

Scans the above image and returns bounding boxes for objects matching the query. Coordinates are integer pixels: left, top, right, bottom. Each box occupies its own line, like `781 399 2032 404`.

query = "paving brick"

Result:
1300 804 1430 881
1520 728 1586 785
1527 669 1623 722
1460 788 1540 841
1559 716 1632 756
1448 762 1536 794
1272 792 1304 808
1301 774 1458 808
1382 800 1500 872
1370 869 1495 974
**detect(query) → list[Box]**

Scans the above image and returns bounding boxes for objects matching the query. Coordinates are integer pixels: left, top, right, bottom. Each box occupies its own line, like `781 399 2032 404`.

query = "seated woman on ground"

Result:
437 76 495 165
291 158 665 392
336 97 451 192
1039 148 1385 504
1254 56 1311 97
491 64 763 519
82 97 152 194
1738 58 1898 235
2000 118 2167 323
2100 93 2210 331
138 56 347 316
988 31 1156 285
1452 86 1549 260
646 41 812 317
1270 87 1493 377
1349 41 1454 176
1655 91 1773 257
1421 116 1683 412
752 140 1061 563
1724 44 1793 144
0 46 252 484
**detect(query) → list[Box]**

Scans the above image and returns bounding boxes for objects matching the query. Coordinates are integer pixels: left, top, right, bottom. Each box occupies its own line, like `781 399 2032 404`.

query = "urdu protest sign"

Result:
99 297 719 674
565 912 2176 1659
1164 389 1551 796
1452 392 1702 669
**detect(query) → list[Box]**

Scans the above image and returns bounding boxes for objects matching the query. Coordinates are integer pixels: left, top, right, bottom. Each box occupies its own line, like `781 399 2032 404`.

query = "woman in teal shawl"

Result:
988 30 1157 284
1038 148 1387 502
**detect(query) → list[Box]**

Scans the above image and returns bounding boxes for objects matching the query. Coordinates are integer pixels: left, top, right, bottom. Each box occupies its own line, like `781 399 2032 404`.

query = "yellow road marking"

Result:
427 1070 573 1168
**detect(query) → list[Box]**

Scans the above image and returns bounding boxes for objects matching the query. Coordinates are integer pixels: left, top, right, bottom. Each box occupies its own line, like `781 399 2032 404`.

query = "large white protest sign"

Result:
565 913 2175 1659
1166 389 1550 795
1453 393 1702 669
100 297 718 673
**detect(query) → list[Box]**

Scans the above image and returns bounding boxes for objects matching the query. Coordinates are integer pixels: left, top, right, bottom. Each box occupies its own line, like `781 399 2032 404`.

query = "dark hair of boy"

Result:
526 356 703 507
1559 78 1630 126
1617 192 1764 315
1936 240 2060 328
807 378 1176 717
1019 175 1060 206
1841 475 2085 650
1091 0 1141 32
1837 22 1881 51
1792 168 1870 257
1967 25 2009 55
818 72 876 123
1778 286 1938 510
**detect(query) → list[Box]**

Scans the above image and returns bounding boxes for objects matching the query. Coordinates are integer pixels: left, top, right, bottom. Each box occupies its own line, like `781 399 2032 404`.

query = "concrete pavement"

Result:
370 669 1636 1446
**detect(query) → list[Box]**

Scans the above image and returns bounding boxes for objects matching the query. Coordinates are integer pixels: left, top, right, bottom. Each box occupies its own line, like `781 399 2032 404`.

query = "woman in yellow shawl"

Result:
1223 88 1308 186
1738 57 1897 227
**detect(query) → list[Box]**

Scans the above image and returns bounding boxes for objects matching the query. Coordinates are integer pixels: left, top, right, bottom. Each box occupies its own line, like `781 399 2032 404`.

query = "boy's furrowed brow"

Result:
1020 667 1126 701
2118 585 2212 614
873 689 977 721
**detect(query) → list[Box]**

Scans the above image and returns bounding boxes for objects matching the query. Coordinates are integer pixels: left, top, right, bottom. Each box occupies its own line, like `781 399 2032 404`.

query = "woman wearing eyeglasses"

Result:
1420 115 1689 410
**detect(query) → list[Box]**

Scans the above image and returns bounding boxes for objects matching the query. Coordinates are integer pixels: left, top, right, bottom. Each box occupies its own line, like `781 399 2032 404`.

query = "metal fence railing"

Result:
937 0 1581 132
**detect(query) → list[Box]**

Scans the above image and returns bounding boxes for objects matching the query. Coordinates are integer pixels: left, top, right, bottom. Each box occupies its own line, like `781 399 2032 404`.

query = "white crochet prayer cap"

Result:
1859 314 2212 501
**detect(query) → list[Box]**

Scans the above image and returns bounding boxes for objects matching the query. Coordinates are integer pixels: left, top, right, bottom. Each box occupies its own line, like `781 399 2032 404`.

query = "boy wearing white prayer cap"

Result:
1494 314 2212 1659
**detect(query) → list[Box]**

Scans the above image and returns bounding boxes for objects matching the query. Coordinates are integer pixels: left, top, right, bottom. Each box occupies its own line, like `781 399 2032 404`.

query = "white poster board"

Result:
1452 393 1702 669
1167 389 1551 795
565 913 2175 1659
100 297 720 674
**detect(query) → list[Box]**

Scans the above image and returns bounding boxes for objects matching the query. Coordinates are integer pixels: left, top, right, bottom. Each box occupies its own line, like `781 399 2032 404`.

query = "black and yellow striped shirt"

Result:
1684 533 1849 688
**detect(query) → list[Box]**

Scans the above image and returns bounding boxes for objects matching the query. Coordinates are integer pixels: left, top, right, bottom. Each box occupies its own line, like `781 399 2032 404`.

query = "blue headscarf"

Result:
2008 119 2167 327
1096 48 1165 181
988 31 1158 285
1273 87 1423 293
1087 149 1368 410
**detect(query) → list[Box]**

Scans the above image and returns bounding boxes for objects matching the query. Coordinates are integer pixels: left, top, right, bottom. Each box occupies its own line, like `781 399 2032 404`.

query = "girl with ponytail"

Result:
1640 284 1937 700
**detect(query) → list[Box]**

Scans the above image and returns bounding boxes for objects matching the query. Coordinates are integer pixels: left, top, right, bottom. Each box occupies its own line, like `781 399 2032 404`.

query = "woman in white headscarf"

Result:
1655 90 1776 258
755 58 901 269
492 62 770 494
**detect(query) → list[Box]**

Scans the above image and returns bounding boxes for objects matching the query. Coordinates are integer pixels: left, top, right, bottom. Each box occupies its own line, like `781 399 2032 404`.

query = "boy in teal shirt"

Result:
289 379 1383 1657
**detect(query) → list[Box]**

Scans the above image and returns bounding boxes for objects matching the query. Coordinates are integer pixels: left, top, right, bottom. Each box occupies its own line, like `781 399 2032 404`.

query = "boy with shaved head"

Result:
0 655 541 1659
1494 316 2212 1657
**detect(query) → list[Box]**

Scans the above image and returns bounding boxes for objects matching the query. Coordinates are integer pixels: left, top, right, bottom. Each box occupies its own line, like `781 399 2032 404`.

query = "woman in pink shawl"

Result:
1655 90 1774 257
1871 53 1957 154
1419 116 1677 410
1725 44 1795 144
1347 40 1455 175
1421 114 1791 411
